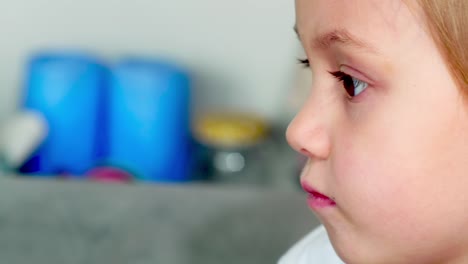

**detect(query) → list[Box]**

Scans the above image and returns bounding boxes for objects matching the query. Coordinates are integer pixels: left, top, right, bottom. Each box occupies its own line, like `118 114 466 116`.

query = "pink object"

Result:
87 167 133 183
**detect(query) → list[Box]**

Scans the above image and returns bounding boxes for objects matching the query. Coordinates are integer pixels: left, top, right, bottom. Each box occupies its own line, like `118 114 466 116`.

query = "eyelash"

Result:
297 58 310 68
298 58 367 98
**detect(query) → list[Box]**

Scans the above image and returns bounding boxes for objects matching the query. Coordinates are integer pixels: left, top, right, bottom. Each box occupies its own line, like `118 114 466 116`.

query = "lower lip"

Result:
307 192 337 210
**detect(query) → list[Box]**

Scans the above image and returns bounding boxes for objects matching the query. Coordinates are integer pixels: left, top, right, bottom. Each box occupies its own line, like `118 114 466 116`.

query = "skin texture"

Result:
287 0 468 263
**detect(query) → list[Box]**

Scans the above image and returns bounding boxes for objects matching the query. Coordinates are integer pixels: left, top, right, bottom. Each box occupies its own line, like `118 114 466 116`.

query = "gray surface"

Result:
0 177 319 264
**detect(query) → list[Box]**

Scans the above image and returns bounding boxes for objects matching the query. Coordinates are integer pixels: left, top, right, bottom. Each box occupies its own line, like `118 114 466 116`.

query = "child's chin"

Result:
327 229 381 264
331 242 374 264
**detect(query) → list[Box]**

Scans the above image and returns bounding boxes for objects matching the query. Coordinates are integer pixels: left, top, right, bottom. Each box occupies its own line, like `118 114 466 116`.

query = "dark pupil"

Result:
342 75 355 97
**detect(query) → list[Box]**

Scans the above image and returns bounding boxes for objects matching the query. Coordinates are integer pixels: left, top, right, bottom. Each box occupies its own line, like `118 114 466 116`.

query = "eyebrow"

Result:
294 25 378 54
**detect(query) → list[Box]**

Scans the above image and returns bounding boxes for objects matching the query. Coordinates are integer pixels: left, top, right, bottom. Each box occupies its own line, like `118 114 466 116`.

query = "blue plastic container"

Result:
21 52 107 177
108 58 191 182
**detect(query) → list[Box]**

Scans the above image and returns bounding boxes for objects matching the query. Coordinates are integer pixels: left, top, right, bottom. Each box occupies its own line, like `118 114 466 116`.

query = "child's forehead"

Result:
295 0 424 53
296 0 412 29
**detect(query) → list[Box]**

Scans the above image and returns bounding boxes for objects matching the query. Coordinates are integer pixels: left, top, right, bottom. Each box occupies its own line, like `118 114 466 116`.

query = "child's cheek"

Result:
332 124 419 232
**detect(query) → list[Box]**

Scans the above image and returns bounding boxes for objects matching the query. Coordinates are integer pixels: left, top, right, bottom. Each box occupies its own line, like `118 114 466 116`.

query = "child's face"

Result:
288 0 468 263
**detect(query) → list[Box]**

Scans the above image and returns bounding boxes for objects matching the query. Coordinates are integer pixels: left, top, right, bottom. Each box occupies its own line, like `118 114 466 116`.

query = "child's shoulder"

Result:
278 225 345 264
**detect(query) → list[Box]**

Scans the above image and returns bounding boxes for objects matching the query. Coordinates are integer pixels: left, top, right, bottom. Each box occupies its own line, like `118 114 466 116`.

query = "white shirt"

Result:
278 225 345 264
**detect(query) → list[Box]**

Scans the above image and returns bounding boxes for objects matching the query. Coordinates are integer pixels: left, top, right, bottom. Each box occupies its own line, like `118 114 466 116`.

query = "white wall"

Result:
0 0 298 124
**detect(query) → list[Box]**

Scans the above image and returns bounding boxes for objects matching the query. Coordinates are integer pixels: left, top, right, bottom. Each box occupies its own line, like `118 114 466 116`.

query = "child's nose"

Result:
286 104 331 160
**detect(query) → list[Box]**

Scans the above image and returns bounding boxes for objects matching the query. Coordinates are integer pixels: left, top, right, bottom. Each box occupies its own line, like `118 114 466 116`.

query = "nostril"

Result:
300 148 312 156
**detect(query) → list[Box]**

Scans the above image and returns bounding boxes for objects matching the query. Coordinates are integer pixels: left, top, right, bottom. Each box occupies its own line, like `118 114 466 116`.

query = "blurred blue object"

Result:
108 58 192 182
20 52 107 177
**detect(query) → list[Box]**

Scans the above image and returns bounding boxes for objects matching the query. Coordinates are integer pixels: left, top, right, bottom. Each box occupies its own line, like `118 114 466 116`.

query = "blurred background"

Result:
0 0 319 263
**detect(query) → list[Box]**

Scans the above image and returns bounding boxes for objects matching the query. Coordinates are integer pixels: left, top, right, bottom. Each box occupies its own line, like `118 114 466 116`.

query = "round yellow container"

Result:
193 112 269 149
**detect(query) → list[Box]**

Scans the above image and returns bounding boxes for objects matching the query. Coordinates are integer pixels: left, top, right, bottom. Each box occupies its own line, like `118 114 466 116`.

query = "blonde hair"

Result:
416 0 468 89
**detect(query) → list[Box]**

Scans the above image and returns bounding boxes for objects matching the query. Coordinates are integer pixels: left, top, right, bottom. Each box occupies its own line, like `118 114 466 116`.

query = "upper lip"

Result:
301 181 332 200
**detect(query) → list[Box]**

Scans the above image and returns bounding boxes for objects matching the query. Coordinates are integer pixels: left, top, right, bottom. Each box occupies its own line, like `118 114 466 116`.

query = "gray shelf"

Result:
0 177 318 264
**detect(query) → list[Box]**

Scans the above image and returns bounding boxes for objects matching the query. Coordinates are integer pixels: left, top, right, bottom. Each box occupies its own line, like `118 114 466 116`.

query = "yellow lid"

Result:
194 112 269 148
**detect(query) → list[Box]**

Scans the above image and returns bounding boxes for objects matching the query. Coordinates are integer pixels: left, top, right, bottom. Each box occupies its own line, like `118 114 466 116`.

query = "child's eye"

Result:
297 58 368 98
330 71 368 97
298 58 310 68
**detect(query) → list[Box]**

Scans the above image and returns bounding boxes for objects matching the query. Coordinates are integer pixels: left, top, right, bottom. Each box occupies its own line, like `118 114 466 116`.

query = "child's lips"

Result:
301 182 337 210
307 191 337 209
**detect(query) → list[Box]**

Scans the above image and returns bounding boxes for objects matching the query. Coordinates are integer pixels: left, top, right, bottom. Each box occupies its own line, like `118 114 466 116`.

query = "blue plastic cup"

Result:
107 58 192 182
21 51 108 177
